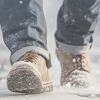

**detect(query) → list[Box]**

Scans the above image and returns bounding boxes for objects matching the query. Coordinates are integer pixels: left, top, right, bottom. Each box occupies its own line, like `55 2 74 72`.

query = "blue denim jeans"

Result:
0 0 100 68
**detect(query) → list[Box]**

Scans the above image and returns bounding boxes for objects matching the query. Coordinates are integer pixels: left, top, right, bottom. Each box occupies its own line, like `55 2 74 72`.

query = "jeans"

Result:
0 0 100 68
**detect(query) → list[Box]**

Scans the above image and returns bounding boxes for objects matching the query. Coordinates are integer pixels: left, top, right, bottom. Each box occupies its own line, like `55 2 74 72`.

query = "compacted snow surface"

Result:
1 0 100 100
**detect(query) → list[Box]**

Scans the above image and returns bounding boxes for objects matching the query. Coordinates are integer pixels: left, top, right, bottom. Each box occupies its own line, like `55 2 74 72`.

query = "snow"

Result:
0 85 100 100
19 1 23 4
0 0 100 99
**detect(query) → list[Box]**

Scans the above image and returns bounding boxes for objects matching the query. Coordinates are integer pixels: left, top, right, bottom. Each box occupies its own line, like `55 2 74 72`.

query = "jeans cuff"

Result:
56 41 91 55
10 46 52 68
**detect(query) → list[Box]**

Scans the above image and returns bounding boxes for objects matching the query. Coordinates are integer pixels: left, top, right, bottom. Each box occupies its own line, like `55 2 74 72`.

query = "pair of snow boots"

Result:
7 48 95 94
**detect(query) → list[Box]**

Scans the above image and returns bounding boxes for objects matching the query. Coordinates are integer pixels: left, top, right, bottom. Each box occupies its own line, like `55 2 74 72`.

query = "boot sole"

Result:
7 69 53 94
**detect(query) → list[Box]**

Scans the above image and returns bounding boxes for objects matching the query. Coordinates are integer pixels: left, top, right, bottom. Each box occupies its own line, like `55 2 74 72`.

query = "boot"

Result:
7 50 53 94
56 48 96 88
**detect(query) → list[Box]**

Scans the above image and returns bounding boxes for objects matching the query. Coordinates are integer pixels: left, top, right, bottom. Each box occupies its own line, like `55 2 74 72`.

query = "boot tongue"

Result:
19 49 38 62
73 54 83 69
73 53 92 73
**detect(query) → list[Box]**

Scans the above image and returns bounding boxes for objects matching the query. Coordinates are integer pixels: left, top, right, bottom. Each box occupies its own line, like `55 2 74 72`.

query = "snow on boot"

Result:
56 48 96 88
7 50 53 94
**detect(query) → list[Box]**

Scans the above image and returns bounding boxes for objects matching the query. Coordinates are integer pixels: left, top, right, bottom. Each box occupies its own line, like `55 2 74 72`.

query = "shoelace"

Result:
73 54 85 69
20 50 38 63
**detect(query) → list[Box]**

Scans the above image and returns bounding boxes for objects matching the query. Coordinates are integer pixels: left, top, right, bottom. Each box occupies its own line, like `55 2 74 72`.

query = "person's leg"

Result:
0 0 53 93
56 0 100 87
56 0 100 54
0 0 51 68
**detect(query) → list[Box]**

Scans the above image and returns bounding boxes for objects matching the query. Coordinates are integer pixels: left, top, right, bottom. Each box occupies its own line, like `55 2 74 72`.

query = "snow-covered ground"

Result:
0 0 100 99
